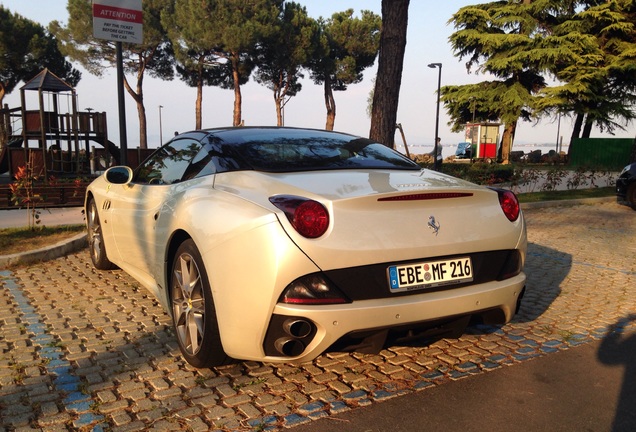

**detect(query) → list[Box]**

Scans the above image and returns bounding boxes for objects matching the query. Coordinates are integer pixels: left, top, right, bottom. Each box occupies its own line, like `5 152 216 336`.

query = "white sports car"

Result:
85 127 527 368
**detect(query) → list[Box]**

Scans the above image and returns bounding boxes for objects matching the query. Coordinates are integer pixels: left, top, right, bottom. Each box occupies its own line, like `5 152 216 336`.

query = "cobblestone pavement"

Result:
1 202 634 431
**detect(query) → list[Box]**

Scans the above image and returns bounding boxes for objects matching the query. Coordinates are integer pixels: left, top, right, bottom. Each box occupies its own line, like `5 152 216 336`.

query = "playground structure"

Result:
0 69 125 182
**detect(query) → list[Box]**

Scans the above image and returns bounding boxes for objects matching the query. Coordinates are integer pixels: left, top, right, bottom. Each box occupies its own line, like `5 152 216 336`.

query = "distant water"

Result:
396 143 567 159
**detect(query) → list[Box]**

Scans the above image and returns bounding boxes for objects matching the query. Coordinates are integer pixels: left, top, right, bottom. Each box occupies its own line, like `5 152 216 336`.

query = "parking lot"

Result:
1 201 635 431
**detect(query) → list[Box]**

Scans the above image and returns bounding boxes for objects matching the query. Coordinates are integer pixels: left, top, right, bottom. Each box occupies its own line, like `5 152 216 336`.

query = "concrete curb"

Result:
0 232 87 269
520 196 616 209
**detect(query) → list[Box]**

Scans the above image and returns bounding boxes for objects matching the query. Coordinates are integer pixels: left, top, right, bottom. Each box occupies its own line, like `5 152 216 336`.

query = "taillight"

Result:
269 195 329 238
497 250 523 280
280 274 350 304
491 188 520 222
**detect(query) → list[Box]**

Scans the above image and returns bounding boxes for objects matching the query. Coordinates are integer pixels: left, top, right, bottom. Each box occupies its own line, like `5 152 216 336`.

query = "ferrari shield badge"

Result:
428 216 440 236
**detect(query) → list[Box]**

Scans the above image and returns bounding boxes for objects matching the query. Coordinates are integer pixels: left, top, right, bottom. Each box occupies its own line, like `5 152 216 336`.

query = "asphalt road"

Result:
295 330 636 432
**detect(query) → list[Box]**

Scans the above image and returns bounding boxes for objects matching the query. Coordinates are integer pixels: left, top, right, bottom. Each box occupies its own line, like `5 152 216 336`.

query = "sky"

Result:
2 0 634 155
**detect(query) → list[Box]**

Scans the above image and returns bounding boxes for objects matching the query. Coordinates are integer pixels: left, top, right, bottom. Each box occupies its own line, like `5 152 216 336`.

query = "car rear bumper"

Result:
259 273 526 364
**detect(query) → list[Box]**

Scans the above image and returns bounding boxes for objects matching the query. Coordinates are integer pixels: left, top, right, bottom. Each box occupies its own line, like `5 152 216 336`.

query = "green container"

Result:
569 138 633 170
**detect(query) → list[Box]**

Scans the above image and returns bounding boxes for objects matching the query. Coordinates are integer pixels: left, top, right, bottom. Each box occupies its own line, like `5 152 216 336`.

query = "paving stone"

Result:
191 394 221 409
237 402 262 419
120 388 149 402
152 387 183 400
328 381 352 394
262 401 291 416
224 393 252 407
1 202 634 431
110 411 133 427
97 399 129 414
284 390 309 405
203 405 235 420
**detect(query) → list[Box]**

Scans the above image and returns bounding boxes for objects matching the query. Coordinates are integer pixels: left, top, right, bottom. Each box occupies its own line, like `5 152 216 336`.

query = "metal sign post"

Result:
92 0 143 166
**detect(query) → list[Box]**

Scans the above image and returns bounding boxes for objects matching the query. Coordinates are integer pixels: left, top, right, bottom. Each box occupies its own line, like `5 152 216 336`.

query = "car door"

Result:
110 138 203 281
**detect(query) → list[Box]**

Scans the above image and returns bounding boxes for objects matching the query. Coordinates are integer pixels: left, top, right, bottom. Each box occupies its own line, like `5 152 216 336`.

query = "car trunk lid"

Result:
214 169 524 269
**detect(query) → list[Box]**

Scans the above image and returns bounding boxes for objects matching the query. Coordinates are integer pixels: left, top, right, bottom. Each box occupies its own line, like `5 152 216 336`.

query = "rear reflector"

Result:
378 192 473 201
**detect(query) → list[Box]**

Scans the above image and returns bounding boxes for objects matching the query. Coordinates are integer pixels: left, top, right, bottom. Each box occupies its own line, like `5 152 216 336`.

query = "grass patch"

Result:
517 186 615 203
0 225 85 255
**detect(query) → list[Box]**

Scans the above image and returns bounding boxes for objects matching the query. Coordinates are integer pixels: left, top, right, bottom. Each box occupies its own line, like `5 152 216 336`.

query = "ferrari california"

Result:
85 127 527 368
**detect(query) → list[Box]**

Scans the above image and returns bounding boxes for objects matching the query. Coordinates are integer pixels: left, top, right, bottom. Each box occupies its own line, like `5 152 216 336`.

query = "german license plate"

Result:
388 257 473 293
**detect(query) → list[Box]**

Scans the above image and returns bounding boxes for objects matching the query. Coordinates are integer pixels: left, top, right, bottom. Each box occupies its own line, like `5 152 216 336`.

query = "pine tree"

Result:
254 2 321 126
447 0 552 163
308 9 381 131
0 6 80 106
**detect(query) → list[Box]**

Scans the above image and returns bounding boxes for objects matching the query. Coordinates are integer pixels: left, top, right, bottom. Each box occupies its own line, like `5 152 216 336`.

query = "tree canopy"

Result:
445 0 636 162
308 9 381 131
542 0 636 145
0 6 80 106
254 2 321 126
446 0 550 163
162 0 239 129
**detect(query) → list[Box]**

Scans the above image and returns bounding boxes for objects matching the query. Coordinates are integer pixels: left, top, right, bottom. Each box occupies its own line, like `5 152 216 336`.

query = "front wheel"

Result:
170 239 232 368
86 199 115 270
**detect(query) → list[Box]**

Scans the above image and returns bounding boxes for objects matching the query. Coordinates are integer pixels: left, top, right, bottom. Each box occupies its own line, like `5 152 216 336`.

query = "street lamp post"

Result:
428 62 442 171
159 105 164 145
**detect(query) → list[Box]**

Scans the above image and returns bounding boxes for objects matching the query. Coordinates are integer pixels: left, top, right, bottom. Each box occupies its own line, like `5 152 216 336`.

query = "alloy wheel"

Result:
172 252 205 356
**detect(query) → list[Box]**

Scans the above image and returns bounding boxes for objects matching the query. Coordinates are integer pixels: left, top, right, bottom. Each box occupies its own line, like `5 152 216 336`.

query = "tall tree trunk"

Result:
274 77 284 127
231 52 242 127
0 83 7 146
123 74 148 149
324 76 336 131
571 113 584 141
0 98 7 148
569 112 585 158
136 77 147 149
275 96 283 127
137 101 147 149
499 121 516 164
582 115 593 138
369 0 409 147
196 65 203 130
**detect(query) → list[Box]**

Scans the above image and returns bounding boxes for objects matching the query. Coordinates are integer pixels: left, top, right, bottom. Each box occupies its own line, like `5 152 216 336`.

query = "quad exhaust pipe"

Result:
283 319 313 338
274 318 314 356
275 337 305 356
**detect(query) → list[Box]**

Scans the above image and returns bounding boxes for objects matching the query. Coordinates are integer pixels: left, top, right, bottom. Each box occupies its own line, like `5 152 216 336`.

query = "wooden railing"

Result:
0 182 89 210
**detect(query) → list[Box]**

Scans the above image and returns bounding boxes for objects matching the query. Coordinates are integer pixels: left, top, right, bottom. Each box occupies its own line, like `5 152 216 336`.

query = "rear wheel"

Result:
86 199 115 270
170 239 232 368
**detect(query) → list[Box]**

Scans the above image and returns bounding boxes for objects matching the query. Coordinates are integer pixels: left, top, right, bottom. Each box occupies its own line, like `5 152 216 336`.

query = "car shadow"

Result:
513 241 570 323
597 314 636 431
464 242 569 339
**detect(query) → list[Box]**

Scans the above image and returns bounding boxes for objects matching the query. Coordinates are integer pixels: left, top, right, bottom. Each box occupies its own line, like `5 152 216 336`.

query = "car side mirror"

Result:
105 166 133 185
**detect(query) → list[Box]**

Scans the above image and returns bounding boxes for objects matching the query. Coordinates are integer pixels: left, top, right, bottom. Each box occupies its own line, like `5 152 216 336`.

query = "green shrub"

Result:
421 162 515 185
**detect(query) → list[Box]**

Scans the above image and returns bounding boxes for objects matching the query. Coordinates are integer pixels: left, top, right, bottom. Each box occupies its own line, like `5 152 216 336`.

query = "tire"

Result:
627 183 636 211
170 239 232 368
86 199 115 270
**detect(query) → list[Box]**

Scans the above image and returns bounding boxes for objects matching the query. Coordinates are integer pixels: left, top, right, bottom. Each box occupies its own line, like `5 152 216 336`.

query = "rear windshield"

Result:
199 128 420 174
